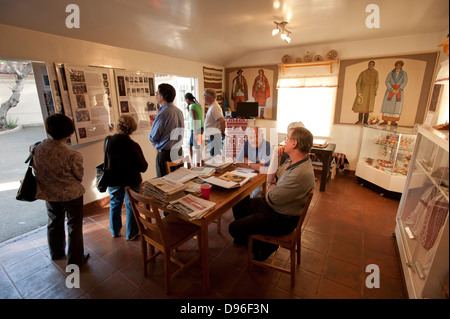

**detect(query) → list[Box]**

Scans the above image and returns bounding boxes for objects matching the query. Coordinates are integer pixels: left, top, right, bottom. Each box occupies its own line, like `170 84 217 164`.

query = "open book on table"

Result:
166 194 216 219
204 169 257 189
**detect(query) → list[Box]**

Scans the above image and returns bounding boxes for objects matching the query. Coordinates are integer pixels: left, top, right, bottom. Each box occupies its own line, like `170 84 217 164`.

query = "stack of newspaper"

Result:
204 168 257 189
190 166 216 178
167 194 216 220
142 177 187 205
164 167 199 183
204 155 234 173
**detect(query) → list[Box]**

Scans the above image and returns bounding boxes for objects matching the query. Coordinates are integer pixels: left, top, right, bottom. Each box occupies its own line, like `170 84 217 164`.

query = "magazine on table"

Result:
190 166 216 178
167 194 216 219
204 155 233 169
204 169 257 189
164 167 199 183
183 177 205 196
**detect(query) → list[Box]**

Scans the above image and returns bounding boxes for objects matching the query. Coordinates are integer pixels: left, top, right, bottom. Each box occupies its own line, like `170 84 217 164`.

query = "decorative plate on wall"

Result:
314 55 324 61
295 57 302 63
327 50 338 60
282 55 292 64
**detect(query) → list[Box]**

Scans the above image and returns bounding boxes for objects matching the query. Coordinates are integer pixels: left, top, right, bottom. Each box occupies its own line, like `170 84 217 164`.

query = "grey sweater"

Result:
267 156 315 216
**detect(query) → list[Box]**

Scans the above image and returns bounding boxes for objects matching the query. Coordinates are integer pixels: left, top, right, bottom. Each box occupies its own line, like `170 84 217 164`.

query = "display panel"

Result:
114 70 157 131
63 64 116 144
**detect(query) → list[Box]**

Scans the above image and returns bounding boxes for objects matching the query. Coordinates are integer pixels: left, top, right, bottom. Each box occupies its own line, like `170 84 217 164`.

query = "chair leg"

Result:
247 236 253 273
216 217 221 234
290 248 295 288
142 240 148 277
297 237 301 265
164 251 171 294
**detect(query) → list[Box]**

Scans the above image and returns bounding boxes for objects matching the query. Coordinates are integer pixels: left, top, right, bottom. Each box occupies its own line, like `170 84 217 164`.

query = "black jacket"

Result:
106 134 148 187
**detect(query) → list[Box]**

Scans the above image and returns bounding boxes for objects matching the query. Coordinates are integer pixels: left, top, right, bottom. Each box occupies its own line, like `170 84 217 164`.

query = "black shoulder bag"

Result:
96 136 112 193
16 141 41 202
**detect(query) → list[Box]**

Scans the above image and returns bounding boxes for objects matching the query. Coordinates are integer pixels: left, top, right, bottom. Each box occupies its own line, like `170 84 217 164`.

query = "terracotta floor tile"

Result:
328 238 362 266
0 174 409 299
322 255 363 290
316 277 361 299
86 272 138 299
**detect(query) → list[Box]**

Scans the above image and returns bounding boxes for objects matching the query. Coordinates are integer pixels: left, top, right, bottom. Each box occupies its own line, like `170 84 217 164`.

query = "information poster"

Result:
114 70 157 131
64 64 116 144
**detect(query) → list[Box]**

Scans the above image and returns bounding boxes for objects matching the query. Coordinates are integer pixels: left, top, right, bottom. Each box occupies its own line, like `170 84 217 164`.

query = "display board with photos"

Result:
114 70 157 131
63 64 117 144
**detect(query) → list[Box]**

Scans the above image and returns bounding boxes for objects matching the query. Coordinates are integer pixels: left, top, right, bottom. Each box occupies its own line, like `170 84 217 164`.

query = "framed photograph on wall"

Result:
334 51 439 127
225 65 278 120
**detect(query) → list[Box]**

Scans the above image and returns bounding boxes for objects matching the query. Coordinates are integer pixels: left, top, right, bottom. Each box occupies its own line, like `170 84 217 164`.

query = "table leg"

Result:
200 221 210 293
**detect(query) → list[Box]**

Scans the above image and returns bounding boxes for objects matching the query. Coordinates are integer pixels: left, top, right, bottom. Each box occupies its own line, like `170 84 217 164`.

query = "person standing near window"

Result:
149 83 184 177
203 88 226 157
185 92 204 166
32 114 88 266
107 115 148 240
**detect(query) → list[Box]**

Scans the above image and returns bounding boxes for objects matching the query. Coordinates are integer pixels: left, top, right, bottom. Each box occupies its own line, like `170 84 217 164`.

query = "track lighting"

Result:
272 21 291 44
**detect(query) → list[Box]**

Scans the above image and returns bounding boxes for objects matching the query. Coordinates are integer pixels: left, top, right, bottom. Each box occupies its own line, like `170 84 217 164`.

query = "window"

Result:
277 76 337 138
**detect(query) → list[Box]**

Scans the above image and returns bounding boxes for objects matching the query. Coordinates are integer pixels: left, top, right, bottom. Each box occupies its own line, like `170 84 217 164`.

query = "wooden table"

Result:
168 171 267 292
310 143 336 192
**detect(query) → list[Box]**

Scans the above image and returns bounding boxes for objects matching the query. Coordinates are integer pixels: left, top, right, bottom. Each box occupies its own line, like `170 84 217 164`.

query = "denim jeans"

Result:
108 184 140 239
207 133 225 157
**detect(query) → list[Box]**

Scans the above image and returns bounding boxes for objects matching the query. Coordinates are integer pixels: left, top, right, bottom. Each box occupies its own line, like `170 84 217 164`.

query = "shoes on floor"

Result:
379 121 389 126
127 233 140 241
354 120 362 125
253 248 277 262
73 253 89 266
232 237 248 247
390 122 398 126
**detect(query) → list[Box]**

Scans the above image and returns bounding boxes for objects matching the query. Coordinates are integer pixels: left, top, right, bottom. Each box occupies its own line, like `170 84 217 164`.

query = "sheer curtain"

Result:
277 76 337 137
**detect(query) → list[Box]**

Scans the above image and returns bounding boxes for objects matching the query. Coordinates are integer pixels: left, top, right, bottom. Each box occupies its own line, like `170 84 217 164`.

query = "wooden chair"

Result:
165 157 222 234
125 186 202 294
165 156 191 173
247 189 314 288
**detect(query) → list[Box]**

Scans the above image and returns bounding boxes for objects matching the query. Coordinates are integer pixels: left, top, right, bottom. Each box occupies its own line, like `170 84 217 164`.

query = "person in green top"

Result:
185 93 204 165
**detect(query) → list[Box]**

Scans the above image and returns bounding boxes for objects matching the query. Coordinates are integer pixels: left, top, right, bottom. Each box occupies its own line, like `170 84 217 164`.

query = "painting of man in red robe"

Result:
252 69 270 106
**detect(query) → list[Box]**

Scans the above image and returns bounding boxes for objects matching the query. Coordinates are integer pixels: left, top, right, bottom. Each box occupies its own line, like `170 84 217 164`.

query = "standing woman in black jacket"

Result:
107 115 148 240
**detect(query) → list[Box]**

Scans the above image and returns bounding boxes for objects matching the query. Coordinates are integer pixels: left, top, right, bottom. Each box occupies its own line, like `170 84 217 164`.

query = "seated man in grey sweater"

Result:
229 127 316 261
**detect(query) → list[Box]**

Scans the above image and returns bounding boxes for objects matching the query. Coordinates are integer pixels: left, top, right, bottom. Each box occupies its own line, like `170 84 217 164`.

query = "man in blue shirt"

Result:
236 126 272 171
148 83 184 177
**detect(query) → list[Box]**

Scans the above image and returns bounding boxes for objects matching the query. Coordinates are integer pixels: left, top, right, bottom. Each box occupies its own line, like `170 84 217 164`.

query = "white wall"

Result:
0 23 221 204
227 31 449 171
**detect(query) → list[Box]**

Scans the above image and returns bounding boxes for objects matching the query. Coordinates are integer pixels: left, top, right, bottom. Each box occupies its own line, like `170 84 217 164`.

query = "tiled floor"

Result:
0 173 407 299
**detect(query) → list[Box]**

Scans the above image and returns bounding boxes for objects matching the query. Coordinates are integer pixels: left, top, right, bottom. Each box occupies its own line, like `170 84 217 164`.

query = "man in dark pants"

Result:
229 127 316 261
148 83 184 177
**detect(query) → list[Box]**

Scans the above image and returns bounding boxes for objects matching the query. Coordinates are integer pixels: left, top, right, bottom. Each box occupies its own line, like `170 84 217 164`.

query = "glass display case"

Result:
395 125 449 299
356 125 417 195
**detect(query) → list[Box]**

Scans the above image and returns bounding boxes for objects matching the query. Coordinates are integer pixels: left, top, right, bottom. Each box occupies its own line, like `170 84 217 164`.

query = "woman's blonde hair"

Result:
117 114 137 135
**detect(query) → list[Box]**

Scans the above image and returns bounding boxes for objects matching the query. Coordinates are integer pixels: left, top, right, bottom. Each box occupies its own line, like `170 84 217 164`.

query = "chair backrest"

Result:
125 186 168 248
289 189 314 244
165 156 191 173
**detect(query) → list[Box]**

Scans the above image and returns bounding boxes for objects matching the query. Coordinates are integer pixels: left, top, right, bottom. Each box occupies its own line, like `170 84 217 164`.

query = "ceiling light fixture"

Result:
272 21 291 44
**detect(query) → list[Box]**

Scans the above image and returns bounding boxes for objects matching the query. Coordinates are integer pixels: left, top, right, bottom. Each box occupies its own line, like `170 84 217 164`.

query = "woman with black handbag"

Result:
106 115 148 240
32 114 88 266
